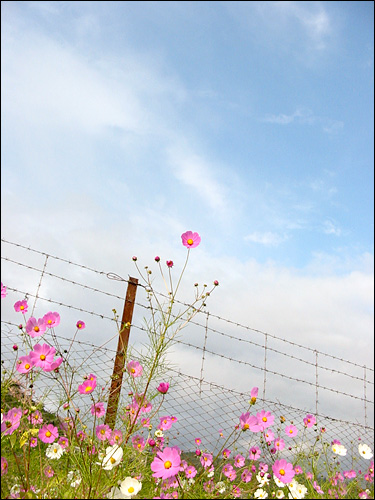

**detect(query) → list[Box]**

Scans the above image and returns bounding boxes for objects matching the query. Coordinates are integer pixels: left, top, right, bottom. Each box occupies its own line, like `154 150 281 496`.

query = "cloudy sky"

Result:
1 1 374 430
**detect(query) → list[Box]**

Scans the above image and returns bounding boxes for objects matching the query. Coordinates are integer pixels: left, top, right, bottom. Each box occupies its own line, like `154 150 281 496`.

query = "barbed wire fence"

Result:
1 238 374 461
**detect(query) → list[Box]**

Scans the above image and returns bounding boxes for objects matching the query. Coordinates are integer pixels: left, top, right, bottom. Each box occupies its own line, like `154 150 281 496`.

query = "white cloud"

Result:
323 219 342 236
244 231 288 247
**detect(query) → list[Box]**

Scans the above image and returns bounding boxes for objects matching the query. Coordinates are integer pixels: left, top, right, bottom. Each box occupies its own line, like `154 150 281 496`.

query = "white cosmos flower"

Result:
107 486 127 499
119 477 142 498
288 482 307 499
332 444 347 456
67 470 82 488
97 445 123 470
274 474 286 487
254 488 268 499
359 443 373 459
154 429 164 438
45 443 64 459
256 471 270 487
276 490 285 499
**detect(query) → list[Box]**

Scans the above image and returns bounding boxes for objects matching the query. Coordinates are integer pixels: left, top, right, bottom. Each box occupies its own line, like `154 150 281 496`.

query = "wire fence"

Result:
1 238 374 461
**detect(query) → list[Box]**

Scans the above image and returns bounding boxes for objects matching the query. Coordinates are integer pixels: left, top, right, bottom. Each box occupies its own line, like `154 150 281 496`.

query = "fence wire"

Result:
1 238 374 462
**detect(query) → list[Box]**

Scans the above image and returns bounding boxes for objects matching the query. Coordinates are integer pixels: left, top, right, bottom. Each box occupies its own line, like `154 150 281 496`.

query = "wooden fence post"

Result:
105 276 138 428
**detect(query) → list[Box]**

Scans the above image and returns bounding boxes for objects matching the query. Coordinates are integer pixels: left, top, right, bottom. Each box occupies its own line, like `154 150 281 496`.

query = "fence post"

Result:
105 277 138 429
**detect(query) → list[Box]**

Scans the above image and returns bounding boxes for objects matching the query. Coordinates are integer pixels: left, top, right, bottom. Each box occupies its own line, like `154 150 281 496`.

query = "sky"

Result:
1 1 374 435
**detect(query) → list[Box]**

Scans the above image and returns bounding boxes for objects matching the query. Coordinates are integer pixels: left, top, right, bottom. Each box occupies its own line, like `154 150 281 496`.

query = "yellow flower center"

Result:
100 429 105 434
85 386 92 392
34 326 40 332
110 457 116 464
280 469 285 475
262 417 267 422
20 305 24 310
251 397 256 403
48 320 52 324
128 487 134 493
53 448 57 453
40 355 46 361
243 423 249 430
187 238 193 245
131 368 135 373
46 431 51 437
25 364 30 370
289 429 293 433
164 460 172 469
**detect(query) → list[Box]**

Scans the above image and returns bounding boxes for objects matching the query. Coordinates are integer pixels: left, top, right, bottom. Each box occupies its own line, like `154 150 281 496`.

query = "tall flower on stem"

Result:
151 447 182 479
181 231 201 248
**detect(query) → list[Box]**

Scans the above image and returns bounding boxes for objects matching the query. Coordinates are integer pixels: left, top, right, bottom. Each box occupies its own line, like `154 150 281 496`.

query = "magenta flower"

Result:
159 416 173 431
249 446 261 460
264 428 275 442
1 457 8 476
29 437 38 447
195 438 202 446
257 410 275 430
28 410 43 425
44 466 54 478
14 299 28 313
303 414 316 428
1 283 7 299
234 454 245 468
185 465 197 478
127 360 143 377
181 231 201 248
313 480 324 494
294 465 303 474
76 320 85 329
200 452 213 468
223 448 231 459
132 435 146 452
109 429 123 446
29 343 56 370
273 459 295 484
157 382 170 394
43 357 63 372
239 412 261 432
222 463 235 478
343 470 357 479
43 312 61 328
91 402 106 418
96 424 111 441
274 437 285 451
285 424 298 437
166 260 174 268
16 355 34 374
39 424 59 444
58 437 69 449
1 409 22 435
151 447 182 479
78 378 97 395
241 469 252 483
250 386 259 404
26 317 47 338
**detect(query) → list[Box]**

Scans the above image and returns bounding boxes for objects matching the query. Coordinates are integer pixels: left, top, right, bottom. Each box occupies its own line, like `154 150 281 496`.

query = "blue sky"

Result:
1 2 374 423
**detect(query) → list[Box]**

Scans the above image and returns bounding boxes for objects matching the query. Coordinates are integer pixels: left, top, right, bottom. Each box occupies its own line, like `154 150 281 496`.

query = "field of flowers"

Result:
1 232 374 499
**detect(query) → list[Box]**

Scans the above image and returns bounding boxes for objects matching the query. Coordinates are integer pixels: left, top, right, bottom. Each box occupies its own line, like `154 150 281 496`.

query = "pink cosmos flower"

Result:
170 416 178 423
222 463 234 478
294 465 303 474
274 437 285 451
313 481 324 494
285 424 298 437
249 447 261 461
127 360 143 377
1 457 8 476
166 260 174 268
1 408 22 435
28 410 43 425
159 416 173 431
257 410 275 430
76 320 85 329
43 312 61 328
14 300 28 313
303 414 316 428
44 466 54 478
200 452 213 468
241 469 252 483
58 437 69 449
43 357 63 372
132 435 146 452
264 428 275 442
109 429 123 446
157 382 170 394
273 459 295 484
223 448 231 459
343 470 357 479
181 231 201 249
151 447 182 479
91 402 106 418
96 424 111 441
77 431 87 442
78 377 97 395
195 438 202 446
1 283 7 299
185 465 197 478
250 386 259 404
240 412 261 432
234 454 245 468
16 355 34 374
39 424 59 444
26 317 47 338
29 344 56 370
29 437 38 447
